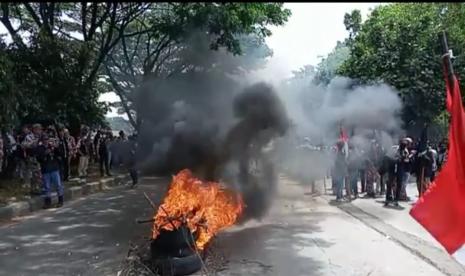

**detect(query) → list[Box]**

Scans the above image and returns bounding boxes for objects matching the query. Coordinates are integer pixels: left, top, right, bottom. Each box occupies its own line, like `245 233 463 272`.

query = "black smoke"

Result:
134 72 289 221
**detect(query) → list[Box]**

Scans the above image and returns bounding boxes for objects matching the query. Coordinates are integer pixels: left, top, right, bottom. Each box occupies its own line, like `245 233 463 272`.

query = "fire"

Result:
152 169 244 250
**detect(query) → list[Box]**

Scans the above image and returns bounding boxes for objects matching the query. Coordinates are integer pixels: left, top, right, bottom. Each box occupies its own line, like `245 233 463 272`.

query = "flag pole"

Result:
438 31 455 91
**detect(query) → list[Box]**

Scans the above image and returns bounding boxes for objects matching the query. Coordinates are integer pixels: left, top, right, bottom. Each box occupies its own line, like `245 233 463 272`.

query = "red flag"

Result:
410 75 465 254
339 126 349 142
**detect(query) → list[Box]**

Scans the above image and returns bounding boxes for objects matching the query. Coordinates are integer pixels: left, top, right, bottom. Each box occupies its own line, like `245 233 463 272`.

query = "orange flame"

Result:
152 169 244 250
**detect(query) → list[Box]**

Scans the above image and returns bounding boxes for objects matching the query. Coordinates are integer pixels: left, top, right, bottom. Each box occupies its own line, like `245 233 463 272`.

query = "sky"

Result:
252 2 381 84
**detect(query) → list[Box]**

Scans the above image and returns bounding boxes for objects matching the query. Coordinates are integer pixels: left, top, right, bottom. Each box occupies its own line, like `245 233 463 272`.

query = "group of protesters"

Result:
331 135 448 206
0 123 138 209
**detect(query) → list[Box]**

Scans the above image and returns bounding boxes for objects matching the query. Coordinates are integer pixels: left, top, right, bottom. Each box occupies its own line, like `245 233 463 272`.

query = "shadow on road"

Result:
0 178 168 276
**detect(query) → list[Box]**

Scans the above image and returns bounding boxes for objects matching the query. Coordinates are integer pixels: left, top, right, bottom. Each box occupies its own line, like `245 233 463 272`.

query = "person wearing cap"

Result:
36 134 64 208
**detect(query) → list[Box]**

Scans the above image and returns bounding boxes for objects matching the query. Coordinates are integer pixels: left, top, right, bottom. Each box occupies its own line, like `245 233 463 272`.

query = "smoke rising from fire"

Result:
134 31 289 221
133 30 403 222
274 75 404 182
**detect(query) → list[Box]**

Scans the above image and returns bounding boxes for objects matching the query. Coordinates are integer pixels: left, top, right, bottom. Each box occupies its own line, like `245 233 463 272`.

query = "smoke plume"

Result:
134 32 289 221
132 29 403 221
275 75 404 181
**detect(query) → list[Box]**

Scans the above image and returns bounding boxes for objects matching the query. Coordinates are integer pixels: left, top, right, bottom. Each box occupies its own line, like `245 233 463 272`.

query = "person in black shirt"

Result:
36 135 64 209
98 131 112 177
127 135 138 188
57 127 70 181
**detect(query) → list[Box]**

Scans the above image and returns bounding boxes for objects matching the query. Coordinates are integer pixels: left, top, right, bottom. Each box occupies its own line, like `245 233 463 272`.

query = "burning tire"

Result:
154 253 203 276
151 226 203 276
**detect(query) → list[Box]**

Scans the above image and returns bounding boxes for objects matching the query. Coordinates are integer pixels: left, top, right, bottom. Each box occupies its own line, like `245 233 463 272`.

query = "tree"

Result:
103 3 290 129
338 3 465 131
0 39 17 128
343 9 362 41
0 3 151 130
313 41 350 86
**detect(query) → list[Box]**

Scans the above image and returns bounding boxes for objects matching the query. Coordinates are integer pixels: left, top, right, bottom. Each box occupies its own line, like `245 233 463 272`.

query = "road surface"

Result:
0 175 460 276
0 177 167 276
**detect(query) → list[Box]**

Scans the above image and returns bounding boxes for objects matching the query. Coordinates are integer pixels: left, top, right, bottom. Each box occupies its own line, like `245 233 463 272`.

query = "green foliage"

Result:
0 3 148 131
344 9 362 40
0 3 290 131
313 41 350 86
168 3 290 55
103 3 290 129
0 42 17 128
338 3 465 129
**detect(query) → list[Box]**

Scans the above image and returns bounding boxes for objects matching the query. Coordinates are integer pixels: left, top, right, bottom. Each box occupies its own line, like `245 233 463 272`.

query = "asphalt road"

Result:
0 177 168 276
0 175 449 276
200 176 444 276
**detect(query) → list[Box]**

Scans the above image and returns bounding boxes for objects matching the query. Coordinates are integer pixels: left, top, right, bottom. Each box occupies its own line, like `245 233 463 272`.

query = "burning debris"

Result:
143 170 244 275
135 75 289 275
152 169 244 250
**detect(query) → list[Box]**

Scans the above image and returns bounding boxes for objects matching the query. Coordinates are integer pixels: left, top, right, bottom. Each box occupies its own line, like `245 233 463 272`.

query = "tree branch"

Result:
129 31 142 65
1 3 26 48
86 2 99 41
105 64 138 128
146 37 172 74
85 3 117 87
23 2 43 28
81 2 87 40
48 2 55 31
121 35 137 84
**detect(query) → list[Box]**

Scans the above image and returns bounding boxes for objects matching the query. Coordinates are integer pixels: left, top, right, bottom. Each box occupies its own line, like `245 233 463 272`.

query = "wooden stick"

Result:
136 218 155 224
143 192 179 230
143 192 156 211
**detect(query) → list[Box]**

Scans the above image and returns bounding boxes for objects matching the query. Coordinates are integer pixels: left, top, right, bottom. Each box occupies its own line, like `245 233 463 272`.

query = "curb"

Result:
0 174 129 222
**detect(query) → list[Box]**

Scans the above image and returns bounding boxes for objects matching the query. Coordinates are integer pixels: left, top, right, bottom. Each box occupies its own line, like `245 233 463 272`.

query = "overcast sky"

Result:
252 2 381 84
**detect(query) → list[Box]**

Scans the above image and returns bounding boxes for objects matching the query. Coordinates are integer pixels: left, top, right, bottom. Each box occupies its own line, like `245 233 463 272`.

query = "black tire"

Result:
151 226 197 256
155 253 203 276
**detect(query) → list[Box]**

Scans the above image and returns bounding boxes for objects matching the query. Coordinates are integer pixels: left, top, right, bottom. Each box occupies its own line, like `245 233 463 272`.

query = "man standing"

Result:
386 140 409 206
77 129 91 179
22 124 43 195
437 140 447 171
98 130 111 177
384 145 398 206
57 127 70 181
333 141 348 202
127 134 138 188
17 126 30 185
36 135 64 209
64 128 77 178
347 144 361 199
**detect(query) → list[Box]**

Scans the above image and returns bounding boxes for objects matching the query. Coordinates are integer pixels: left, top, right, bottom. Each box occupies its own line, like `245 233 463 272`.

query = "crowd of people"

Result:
0 123 138 209
331 135 448 206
